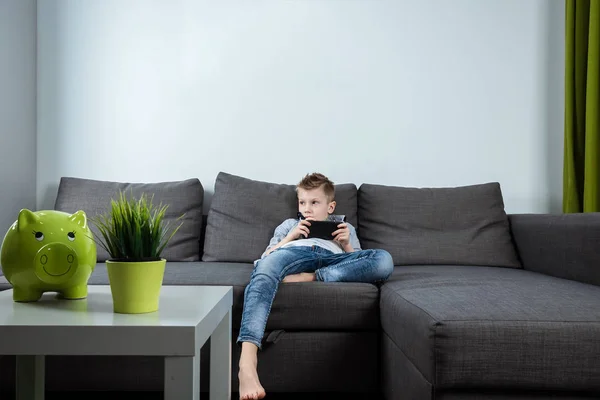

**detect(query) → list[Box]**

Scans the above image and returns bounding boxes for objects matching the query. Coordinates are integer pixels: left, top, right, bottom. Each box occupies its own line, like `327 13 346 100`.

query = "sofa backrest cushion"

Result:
54 177 204 262
357 182 521 268
202 172 358 262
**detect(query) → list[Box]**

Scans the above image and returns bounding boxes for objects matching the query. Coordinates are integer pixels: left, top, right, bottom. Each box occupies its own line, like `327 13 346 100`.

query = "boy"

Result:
238 173 394 400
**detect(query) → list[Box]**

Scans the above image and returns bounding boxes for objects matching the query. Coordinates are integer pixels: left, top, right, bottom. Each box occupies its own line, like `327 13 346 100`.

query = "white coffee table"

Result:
0 285 233 400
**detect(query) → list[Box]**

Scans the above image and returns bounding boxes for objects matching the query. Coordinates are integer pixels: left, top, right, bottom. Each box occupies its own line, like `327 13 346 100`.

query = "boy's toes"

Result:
238 366 266 400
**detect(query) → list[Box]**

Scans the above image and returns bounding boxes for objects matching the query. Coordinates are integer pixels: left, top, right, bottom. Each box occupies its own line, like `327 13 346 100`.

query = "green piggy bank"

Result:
0 209 97 302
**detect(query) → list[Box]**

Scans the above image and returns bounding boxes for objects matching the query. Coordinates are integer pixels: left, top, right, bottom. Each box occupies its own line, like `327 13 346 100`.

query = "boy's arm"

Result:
260 219 297 258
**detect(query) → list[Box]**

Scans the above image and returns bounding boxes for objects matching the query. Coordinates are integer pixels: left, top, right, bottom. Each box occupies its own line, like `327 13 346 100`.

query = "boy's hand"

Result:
264 218 314 256
286 218 313 240
332 223 350 246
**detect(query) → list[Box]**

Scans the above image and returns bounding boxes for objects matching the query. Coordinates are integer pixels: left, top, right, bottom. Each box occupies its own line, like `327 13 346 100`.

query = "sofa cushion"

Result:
54 177 204 262
380 265 600 390
202 172 358 262
229 331 380 393
88 261 379 331
358 182 521 268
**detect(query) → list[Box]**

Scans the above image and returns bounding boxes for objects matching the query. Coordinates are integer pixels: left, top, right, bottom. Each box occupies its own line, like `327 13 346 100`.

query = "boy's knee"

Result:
254 251 289 279
254 258 280 277
374 249 394 279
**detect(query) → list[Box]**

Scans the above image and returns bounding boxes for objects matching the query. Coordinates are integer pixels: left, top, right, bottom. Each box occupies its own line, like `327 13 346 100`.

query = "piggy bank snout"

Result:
34 243 79 283
37 243 76 265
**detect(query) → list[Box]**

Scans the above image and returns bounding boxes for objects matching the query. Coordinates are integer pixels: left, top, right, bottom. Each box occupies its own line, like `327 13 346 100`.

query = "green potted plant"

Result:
92 191 184 314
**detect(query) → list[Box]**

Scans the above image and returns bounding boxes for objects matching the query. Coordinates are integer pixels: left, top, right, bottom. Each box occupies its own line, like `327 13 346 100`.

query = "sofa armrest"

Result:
509 213 600 286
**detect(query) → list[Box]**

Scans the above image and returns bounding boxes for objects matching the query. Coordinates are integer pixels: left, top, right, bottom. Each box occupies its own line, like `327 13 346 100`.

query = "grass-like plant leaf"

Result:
91 191 184 261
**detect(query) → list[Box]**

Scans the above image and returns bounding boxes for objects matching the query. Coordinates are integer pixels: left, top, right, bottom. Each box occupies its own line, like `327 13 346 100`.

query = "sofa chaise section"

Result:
381 265 600 399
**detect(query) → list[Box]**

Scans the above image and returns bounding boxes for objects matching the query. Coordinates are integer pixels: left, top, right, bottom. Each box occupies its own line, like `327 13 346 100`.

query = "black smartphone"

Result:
306 220 339 240
297 213 340 240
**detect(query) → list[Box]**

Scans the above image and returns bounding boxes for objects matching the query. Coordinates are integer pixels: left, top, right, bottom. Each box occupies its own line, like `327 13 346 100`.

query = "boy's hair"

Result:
297 173 335 202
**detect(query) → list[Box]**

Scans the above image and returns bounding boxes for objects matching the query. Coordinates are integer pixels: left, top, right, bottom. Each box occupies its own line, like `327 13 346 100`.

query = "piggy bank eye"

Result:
33 231 44 241
67 232 76 241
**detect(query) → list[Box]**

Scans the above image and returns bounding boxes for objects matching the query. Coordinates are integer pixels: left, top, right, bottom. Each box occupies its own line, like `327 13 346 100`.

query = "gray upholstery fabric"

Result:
382 330 432 400
380 265 600 390
0 354 164 392
358 182 521 268
228 330 379 393
54 177 204 262
0 356 15 392
47 355 163 392
88 261 380 330
509 213 600 286
202 172 358 262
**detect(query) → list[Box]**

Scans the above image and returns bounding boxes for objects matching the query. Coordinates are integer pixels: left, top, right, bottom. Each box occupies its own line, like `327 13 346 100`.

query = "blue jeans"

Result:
237 246 394 349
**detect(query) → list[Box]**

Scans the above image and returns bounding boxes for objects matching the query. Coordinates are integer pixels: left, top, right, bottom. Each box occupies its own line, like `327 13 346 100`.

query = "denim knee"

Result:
252 256 284 282
373 249 394 280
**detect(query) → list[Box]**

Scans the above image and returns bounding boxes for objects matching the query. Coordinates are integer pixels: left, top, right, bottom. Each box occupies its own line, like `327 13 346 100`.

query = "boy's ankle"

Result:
239 350 258 369
239 358 257 369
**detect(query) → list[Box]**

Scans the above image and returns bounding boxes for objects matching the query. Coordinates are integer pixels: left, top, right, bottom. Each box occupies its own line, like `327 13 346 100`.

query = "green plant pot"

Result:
106 258 166 314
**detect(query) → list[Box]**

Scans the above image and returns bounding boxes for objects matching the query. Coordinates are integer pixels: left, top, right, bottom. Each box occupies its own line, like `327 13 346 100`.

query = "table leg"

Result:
16 355 44 400
164 350 200 400
210 310 231 400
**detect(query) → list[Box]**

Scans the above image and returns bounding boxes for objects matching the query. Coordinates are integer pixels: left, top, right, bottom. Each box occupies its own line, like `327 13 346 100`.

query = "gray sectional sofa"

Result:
1 171 600 399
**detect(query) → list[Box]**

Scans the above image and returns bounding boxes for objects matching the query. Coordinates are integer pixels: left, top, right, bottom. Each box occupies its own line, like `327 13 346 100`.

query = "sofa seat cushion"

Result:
380 265 600 391
88 262 380 331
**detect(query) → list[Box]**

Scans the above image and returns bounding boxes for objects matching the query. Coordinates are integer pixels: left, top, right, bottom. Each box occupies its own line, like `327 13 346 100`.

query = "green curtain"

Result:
564 0 600 213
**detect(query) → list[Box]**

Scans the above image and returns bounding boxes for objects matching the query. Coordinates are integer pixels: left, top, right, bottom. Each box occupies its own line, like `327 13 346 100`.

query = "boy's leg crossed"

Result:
237 247 319 399
237 247 320 347
316 249 394 283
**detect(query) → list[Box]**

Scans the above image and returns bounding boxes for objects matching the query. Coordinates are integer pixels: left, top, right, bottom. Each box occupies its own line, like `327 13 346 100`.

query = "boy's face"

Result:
297 186 335 221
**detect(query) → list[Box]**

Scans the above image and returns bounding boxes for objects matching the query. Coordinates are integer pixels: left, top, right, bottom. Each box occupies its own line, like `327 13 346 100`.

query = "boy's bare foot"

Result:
282 272 316 283
238 364 266 400
239 342 266 400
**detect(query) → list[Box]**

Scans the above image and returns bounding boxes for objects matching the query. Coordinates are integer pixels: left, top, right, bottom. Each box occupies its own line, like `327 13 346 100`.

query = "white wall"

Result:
36 0 565 214
0 0 37 234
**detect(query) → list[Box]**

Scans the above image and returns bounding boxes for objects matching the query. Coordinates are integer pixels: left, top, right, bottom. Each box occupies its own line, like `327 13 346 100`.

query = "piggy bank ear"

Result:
69 210 88 228
17 209 39 231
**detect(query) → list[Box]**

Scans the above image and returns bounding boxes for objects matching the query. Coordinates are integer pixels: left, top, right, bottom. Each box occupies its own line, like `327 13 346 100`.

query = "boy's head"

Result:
296 173 336 220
